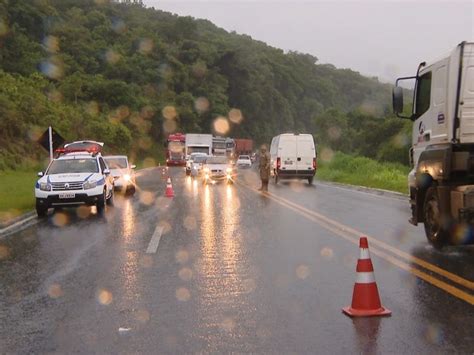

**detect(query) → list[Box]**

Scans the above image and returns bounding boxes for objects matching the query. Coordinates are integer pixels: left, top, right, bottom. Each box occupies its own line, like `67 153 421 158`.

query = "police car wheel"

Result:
106 189 114 206
96 190 106 215
36 203 47 218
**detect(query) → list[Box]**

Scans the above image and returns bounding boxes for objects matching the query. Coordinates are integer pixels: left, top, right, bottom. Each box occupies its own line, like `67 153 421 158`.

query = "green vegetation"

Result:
0 0 407 172
317 152 410 194
0 170 37 222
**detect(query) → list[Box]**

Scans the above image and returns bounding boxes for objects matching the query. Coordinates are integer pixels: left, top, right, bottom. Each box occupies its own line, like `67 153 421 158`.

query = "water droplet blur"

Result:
138 38 153 54
320 246 334 259
184 215 197 231
140 255 153 268
52 212 69 227
178 267 193 281
76 206 91 219
47 283 64 299
139 191 155 206
111 18 126 34
228 108 243 124
194 97 209 113
142 157 156 168
97 288 113 305
327 126 341 141
192 61 207 78
40 57 64 79
47 89 63 103
242 278 256 294
162 105 177 120
175 287 191 301
0 18 9 37
320 147 335 162
424 323 444 345
163 119 177 134
85 101 100 116
43 35 59 53
296 265 310 279
136 309 150 323
219 317 235 332
28 126 44 142
213 116 230 135
0 244 10 260
175 249 189 264
105 49 121 64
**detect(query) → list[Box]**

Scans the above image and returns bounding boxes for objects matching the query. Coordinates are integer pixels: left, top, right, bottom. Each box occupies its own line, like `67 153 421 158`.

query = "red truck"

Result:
165 133 186 166
234 139 253 156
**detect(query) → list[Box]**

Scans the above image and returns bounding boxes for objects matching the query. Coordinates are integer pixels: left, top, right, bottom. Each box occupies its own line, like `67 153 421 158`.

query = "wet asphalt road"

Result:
1 167 474 353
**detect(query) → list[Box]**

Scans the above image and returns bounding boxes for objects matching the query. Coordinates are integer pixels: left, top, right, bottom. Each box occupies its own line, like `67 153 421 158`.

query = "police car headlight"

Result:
204 167 210 173
39 182 52 191
226 167 232 173
83 180 97 190
123 174 131 182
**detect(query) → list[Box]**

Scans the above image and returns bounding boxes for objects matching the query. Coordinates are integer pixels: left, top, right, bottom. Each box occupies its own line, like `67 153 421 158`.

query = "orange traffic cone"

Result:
165 177 174 197
343 237 391 317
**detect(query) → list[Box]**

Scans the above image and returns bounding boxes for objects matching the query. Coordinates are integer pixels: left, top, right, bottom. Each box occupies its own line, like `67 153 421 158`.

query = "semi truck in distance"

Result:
212 136 227 156
185 133 213 158
234 139 254 156
165 133 186 166
393 41 474 248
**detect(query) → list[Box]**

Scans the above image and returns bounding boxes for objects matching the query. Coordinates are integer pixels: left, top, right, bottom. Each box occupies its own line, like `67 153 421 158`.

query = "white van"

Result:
270 133 316 184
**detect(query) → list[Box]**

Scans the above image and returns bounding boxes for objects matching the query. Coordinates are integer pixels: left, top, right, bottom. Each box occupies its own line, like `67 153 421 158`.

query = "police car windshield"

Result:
206 157 228 164
104 157 128 169
193 156 207 163
47 159 99 174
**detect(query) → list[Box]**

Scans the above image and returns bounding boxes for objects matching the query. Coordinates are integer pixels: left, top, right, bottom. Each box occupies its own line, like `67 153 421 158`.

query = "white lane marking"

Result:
316 180 407 201
0 215 38 237
146 226 164 254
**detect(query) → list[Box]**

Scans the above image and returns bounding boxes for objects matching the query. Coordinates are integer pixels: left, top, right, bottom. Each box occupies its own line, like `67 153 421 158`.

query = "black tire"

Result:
423 187 450 249
96 190 106 215
36 202 48 218
274 173 279 184
308 177 314 185
126 185 136 196
186 170 191 176
106 188 114 206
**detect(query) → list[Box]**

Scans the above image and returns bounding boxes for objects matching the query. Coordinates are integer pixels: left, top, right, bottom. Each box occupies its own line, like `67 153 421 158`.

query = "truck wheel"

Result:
96 190 106 216
106 188 114 206
423 187 449 249
308 177 314 185
274 174 279 184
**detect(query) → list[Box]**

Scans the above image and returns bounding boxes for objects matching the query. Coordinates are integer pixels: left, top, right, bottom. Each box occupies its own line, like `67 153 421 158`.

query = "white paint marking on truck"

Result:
146 226 164 254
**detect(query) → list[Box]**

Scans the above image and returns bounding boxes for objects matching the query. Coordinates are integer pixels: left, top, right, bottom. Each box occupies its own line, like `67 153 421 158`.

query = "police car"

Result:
35 141 114 217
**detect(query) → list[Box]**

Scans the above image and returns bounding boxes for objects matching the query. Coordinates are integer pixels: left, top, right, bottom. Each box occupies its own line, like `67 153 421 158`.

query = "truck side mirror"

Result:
392 86 404 114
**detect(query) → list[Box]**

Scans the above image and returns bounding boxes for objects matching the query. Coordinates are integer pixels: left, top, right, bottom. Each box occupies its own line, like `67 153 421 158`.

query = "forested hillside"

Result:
0 0 409 170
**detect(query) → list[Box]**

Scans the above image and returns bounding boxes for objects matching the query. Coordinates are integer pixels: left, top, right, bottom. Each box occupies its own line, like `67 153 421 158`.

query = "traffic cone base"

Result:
343 237 391 318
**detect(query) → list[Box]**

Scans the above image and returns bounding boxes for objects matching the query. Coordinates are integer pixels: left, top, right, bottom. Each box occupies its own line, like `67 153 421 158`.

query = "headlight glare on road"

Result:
39 182 51 191
83 180 97 190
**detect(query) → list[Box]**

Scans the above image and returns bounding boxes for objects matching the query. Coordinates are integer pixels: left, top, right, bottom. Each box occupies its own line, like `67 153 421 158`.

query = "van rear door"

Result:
296 135 315 173
278 135 297 174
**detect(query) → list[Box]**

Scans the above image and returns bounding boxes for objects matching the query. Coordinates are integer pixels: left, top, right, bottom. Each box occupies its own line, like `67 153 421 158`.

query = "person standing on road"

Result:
259 145 271 192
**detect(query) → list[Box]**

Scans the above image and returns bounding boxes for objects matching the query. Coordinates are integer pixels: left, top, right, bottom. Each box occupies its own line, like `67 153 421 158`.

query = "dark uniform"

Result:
259 148 271 191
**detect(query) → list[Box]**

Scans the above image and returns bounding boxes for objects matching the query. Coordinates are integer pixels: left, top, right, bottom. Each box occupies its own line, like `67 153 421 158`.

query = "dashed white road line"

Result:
146 226 164 254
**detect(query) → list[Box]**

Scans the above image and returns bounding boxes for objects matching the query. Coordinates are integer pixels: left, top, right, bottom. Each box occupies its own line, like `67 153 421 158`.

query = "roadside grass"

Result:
0 170 37 223
316 152 410 194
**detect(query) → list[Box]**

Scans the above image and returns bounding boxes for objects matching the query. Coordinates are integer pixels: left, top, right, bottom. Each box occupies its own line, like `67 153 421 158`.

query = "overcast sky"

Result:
144 0 473 82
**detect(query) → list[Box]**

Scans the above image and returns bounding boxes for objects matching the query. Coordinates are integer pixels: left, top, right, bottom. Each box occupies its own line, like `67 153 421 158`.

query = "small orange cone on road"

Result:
165 177 174 197
343 237 391 317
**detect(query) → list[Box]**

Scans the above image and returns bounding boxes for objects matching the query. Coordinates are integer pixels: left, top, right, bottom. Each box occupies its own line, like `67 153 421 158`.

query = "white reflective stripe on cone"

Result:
355 271 375 284
359 248 370 260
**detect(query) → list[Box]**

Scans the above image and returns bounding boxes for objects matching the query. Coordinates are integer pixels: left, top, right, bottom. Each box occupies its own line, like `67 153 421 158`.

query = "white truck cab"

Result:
393 41 474 248
35 142 115 217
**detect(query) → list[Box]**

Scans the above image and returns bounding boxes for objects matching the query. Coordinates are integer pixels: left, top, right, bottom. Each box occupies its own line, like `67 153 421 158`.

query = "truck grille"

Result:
51 182 84 191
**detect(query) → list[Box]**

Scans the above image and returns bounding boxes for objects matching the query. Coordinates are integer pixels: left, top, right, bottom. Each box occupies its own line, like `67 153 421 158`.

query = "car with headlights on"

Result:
236 155 252 168
189 154 209 178
202 156 235 184
186 152 208 176
35 148 114 217
103 155 136 195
